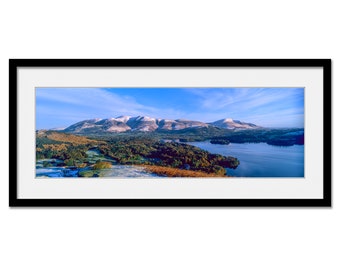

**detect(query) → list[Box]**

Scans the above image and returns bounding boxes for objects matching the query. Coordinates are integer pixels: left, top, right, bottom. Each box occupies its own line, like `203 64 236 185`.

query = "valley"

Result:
36 117 304 178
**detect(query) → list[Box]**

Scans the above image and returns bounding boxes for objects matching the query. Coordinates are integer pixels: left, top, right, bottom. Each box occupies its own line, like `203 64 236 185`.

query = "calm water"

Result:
187 142 304 177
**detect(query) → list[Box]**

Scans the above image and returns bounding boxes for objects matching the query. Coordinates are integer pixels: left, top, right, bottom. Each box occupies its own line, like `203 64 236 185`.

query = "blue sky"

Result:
36 87 304 129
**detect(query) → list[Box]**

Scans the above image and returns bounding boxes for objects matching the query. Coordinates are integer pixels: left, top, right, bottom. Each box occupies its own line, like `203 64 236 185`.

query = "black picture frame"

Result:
9 59 332 207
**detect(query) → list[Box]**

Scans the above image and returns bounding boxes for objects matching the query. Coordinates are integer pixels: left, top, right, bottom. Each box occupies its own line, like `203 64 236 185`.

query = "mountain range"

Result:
60 116 260 134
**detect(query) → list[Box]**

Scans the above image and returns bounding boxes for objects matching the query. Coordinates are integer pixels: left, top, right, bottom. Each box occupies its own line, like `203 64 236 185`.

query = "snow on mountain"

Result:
63 118 102 133
127 116 159 131
157 119 177 130
156 119 208 130
172 119 209 130
114 115 132 123
64 118 130 133
95 118 131 132
63 116 259 133
210 118 259 129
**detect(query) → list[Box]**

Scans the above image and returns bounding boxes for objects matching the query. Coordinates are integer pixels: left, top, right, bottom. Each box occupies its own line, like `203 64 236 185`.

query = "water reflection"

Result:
188 142 304 177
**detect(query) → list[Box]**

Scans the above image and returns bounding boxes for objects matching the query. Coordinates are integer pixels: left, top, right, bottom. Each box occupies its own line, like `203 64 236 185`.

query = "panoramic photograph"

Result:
36 87 304 178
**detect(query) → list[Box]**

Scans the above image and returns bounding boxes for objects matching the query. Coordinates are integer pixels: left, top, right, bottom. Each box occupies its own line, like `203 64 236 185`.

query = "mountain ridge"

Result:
61 116 261 134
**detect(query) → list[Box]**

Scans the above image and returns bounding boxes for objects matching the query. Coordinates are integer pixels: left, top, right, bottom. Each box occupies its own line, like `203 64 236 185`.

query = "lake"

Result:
187 142 304 177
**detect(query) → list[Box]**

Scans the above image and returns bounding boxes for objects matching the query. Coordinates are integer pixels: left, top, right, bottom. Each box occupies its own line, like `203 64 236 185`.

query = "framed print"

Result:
9 59 331 207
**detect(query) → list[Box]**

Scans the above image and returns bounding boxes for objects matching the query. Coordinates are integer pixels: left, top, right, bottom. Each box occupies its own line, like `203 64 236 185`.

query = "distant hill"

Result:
210 118 259 129
61 115 260 134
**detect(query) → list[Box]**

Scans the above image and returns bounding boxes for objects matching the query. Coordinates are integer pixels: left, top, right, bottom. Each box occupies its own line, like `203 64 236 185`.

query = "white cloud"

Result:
36 87 157 116
189 88 302 111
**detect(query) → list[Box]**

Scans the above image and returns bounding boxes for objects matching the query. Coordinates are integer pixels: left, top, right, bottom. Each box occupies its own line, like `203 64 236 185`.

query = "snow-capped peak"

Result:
63 115 259 134
114 115 132 123
224 118 233 122
135 116 156 122
211 118 259 130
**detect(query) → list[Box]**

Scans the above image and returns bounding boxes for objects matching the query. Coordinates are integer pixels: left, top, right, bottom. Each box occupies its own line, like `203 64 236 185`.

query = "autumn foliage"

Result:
142 165 227 177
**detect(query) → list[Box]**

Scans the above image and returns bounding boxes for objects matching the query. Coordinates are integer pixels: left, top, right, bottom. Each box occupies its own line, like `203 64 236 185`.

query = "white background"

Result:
18 67 322 199
0 1 338 270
